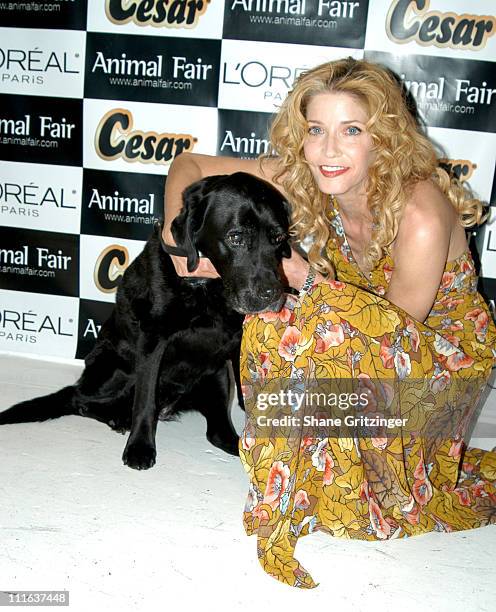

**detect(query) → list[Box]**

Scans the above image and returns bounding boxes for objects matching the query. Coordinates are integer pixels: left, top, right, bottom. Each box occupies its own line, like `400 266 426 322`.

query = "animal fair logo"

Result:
0 114 76 141
94 109 196 165
94 244 129 293
386 0 496 50
105 0 211 28
219 129 270 157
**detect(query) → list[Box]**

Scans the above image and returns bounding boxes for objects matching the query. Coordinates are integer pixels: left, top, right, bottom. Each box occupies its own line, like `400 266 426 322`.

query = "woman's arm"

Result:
282 248 327 291
385 181 456 323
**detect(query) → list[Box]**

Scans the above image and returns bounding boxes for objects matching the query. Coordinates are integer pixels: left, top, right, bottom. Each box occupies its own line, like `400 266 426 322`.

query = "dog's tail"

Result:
0 385 78 425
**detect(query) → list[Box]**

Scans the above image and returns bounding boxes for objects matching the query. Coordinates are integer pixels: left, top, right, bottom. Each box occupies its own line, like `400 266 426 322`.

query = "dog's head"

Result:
171 172 291 314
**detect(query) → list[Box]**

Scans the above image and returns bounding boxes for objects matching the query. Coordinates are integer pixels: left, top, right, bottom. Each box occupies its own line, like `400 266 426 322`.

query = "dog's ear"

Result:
171 176 219 272
280 241 292 259
281 199 292 259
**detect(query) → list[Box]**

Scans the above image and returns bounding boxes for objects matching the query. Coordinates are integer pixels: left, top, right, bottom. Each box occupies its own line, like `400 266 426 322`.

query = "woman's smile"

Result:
319 165 349 178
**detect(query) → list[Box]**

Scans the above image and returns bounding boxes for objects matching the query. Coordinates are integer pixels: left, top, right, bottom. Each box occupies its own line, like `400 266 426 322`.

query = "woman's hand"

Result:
281 248 326 290
168 253 220 279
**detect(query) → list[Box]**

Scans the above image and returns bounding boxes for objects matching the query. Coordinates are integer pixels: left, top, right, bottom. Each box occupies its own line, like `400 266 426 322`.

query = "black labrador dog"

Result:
0 172 291 470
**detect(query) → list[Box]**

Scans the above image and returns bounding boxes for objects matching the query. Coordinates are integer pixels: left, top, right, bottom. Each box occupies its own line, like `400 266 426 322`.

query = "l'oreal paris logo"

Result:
0 47 79 73
223 61 306 89
0 309 74 338
0 180 76 208
386 0 496 50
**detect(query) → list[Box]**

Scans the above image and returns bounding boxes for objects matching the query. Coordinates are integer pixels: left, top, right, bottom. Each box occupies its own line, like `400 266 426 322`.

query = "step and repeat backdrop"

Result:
0 0 495 361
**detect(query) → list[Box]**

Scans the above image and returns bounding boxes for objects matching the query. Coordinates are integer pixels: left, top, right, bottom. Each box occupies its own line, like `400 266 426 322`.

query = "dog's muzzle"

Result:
227 284 286 315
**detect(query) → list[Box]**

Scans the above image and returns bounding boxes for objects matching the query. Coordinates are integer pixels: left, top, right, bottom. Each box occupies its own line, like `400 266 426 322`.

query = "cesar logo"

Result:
105 0 210 28
94 244 129 293
440 159 477 182
95 109 195 165
386 0 496 50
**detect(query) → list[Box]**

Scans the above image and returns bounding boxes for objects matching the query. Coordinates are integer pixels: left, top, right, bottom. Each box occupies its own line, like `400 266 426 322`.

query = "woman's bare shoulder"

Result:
403 178 456 226
391 178 455 259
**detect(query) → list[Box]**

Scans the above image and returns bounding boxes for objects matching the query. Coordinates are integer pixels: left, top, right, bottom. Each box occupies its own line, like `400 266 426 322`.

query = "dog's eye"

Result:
227 233 245 246
273 233 287 243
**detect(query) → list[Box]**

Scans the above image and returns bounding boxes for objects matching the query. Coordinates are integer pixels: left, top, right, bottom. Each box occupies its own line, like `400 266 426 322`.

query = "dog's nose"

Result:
262 286 278 301
231 284 285 314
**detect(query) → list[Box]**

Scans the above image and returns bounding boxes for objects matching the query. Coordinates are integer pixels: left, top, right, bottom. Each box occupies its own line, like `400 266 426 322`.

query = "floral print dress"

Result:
239 201 496 589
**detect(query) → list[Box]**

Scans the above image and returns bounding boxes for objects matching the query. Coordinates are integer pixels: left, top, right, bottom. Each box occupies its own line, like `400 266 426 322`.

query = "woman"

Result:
163 58 496 589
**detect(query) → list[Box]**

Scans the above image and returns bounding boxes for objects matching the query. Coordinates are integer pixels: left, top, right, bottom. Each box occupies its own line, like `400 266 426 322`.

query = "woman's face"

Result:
303 91 375 202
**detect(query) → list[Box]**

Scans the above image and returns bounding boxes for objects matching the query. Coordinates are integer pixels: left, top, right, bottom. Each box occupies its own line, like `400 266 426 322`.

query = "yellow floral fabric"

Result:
239 203 496 589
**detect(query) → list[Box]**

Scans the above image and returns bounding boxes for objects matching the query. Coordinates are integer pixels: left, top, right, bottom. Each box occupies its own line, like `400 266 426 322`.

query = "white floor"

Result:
0 353 495 612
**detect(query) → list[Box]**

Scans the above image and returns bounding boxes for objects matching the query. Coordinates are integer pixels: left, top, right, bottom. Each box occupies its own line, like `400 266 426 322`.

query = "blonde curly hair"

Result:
262 57 486 275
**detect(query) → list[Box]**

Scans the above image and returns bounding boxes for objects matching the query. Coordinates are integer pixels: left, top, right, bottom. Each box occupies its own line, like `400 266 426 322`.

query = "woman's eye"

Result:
346 126 361 136
228 233 244 246
308 125 323 136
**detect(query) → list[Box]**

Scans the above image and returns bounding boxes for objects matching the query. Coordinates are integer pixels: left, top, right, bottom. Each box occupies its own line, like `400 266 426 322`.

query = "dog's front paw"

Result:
122 441 156 470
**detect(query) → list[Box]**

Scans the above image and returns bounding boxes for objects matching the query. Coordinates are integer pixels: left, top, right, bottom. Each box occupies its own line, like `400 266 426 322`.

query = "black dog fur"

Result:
0 172 291 470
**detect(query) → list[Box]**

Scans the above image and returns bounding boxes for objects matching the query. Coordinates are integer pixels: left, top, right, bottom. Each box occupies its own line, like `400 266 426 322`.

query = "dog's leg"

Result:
195 366 240 456
122 338 167 470
0 386 76 424
71 338 135 432
74 378 135 433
